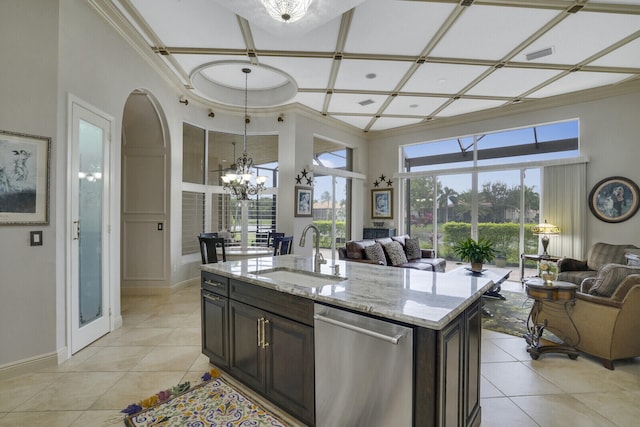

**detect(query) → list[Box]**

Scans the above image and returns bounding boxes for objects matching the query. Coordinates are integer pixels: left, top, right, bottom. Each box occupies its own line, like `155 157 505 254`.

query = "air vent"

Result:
526 47 554 61
358 99 375 107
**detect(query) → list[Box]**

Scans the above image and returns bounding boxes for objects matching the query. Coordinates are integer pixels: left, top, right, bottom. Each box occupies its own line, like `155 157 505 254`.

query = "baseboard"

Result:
0 351 58 380
121 278 199 296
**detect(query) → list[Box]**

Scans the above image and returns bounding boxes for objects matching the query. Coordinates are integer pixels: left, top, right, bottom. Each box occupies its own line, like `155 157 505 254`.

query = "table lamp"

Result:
531 220 560 256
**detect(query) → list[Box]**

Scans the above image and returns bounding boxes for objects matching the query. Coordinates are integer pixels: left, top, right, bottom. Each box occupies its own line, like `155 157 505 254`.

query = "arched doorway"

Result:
121 90 170 292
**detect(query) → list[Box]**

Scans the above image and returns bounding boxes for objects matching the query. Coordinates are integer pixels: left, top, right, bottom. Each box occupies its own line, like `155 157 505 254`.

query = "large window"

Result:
182 124 279 254
402 120 578 267
312 140 353 259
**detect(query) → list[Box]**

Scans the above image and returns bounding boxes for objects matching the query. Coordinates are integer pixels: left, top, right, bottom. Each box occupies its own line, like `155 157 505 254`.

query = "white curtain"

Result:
542 163 587 259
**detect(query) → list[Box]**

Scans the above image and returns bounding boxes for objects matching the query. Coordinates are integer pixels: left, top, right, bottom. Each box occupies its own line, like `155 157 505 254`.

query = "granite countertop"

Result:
201 255 511 330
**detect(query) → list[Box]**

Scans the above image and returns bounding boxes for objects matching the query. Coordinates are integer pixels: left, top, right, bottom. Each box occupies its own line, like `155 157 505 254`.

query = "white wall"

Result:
368 84 640 252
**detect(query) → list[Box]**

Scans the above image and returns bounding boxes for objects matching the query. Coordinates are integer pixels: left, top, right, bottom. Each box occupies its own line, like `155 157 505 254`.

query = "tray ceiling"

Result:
98 0 640 132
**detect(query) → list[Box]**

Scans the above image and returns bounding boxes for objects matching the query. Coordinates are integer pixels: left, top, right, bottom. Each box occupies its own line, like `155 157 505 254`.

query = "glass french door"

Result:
70 99 111 353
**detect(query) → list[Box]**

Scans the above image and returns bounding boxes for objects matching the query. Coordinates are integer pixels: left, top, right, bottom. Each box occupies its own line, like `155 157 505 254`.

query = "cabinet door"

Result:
439 316 464 427
229 301 265 392
464 299 482 426
264 312 315 425
201 290 229 368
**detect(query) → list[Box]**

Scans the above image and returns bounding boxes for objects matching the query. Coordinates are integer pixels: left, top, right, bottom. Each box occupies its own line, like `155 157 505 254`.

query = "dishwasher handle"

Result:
314 313 406 345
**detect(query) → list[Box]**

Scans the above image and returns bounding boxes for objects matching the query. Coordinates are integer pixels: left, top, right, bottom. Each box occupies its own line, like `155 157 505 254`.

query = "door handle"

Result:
72 220 80 240
262 319 270 348
257 318 263 348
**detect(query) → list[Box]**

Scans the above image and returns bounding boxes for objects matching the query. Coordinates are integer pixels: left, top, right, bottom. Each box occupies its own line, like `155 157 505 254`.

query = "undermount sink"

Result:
251 267 346 288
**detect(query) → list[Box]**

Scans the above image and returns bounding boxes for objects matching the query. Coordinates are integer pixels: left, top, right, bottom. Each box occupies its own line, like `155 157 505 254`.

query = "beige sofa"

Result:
557 242 638 285
534 265 640 369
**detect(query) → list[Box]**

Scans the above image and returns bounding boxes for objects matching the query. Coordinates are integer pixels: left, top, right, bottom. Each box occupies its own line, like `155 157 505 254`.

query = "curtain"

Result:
542 163 587 259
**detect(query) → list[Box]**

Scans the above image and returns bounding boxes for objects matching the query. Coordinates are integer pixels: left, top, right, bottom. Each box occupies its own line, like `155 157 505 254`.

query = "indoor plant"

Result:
453 237 496 272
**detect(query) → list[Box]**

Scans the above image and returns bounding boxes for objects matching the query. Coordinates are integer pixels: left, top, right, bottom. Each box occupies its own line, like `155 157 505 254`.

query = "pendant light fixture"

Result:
220 68 268 200
260 0 312 23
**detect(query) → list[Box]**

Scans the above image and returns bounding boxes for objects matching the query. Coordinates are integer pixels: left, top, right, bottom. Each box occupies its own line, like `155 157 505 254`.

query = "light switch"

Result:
30 231 43 246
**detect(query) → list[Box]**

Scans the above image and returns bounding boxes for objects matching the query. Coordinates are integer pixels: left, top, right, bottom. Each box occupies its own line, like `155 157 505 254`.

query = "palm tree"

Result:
438 186 458 223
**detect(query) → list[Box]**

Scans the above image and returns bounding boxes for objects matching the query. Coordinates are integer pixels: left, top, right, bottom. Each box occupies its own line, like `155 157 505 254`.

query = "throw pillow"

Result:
364 243 387 265
383 241 408 266
589 264 639 297
405 238 422 260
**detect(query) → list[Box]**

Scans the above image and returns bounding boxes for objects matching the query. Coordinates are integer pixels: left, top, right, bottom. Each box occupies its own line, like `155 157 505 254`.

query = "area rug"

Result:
482 290 533 338
122 369 291 427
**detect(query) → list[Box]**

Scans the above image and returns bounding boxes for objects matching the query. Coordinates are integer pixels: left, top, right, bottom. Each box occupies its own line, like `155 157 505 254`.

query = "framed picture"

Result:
295 186 313 217
588 176 639 223
372 188 393 219
0 130 51 225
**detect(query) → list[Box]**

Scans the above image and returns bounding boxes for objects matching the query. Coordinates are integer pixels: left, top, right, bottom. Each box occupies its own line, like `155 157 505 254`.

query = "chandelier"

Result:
260 0 312 23
221 68 268 200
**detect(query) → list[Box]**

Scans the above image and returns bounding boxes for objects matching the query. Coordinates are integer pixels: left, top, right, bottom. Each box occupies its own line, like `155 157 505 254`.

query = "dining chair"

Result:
198 235 226 264
273 236 293 256
267 232 285 248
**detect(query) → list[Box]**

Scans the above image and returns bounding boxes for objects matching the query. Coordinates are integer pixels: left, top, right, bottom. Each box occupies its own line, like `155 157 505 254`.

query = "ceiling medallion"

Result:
261 0 312 23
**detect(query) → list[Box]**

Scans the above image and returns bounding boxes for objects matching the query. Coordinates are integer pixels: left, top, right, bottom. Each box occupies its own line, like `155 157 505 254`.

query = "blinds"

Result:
182 191 205 255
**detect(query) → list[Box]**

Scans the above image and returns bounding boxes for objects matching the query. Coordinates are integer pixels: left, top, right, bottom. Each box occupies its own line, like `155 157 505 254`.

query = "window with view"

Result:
402 120 579 269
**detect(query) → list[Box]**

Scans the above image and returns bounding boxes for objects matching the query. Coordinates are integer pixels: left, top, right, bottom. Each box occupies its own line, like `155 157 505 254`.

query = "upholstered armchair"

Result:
557 242 638 285
535 265 640 369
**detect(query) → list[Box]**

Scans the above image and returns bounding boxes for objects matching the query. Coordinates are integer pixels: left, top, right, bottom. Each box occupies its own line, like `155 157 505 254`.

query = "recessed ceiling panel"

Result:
345 0 456 56
334 59 413 91
259 56 333 89
403 63 489 94
385 95 447 116
370 117 425 131
516 11 640 65
330 115 375 129
252 15 341 52
437 98 505 117
590 38 640 69
130 0 244 48
430 5 558 61
293 92 326 112
529 71 634 98
328 93 389 114
467 68 563 97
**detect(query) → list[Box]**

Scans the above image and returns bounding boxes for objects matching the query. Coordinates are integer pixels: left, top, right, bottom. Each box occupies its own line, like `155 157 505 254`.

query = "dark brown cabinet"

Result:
201 275 315 425
201 272 230 368
363 227 396 239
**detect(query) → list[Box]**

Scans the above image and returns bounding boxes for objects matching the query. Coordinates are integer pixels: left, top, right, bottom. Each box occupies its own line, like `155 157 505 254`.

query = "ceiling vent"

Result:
526 47 554 61
358 99 375 106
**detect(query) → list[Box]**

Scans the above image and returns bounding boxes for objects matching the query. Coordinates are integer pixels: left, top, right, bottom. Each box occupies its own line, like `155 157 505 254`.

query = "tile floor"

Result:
0 279 638 427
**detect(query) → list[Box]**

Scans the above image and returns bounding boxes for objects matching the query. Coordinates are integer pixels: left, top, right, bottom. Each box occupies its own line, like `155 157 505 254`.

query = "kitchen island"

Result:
201 255 510 427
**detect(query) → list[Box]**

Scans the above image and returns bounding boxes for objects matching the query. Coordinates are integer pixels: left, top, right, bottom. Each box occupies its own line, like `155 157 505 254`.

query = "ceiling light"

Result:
261 0 312 23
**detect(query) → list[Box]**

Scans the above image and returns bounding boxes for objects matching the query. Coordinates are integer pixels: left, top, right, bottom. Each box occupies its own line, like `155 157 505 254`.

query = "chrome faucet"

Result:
299 224 326 273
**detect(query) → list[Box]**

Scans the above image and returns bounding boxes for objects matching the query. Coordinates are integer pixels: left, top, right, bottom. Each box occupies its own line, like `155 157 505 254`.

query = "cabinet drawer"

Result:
230 279 313 326
202 271 229 296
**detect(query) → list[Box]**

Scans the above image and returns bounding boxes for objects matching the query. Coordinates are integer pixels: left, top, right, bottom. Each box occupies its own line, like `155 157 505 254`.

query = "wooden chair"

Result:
273 236 293 256
198 235 226 264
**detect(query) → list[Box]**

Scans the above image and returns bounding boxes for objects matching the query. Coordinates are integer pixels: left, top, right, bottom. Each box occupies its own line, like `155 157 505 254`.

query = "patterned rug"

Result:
482 290 533 338
122 370 291 427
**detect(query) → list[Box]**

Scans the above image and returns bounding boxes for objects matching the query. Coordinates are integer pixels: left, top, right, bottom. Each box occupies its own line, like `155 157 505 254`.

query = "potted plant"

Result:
453 237 496 272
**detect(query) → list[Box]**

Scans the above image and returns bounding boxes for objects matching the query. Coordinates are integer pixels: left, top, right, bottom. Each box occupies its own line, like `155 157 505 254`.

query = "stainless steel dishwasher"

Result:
314 304 413 427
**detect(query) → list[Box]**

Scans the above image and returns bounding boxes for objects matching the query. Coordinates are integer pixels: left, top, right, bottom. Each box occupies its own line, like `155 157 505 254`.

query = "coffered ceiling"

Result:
94 0 640 132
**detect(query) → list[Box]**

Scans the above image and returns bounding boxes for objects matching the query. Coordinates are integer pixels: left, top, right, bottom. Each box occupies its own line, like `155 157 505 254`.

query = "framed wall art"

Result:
0 130 51 225
588 176 639 223
295 186 313 217
372 188 393 219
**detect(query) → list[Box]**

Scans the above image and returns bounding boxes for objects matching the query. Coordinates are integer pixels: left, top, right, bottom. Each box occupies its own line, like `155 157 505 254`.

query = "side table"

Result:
524 279 580 360
520 254 561 283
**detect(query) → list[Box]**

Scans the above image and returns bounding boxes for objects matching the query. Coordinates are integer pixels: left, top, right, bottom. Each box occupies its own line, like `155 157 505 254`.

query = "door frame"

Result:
65 94 121 359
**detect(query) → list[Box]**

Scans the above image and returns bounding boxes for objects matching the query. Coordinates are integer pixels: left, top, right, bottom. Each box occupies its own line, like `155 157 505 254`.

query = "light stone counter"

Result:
201 255 511 330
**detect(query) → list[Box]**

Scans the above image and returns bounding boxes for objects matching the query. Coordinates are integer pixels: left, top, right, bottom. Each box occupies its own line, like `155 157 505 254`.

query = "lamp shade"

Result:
531 220 560 235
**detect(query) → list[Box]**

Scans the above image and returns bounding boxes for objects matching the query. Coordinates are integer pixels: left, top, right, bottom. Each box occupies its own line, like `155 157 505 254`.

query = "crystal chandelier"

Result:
260 0 312 23
221 68 268 200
